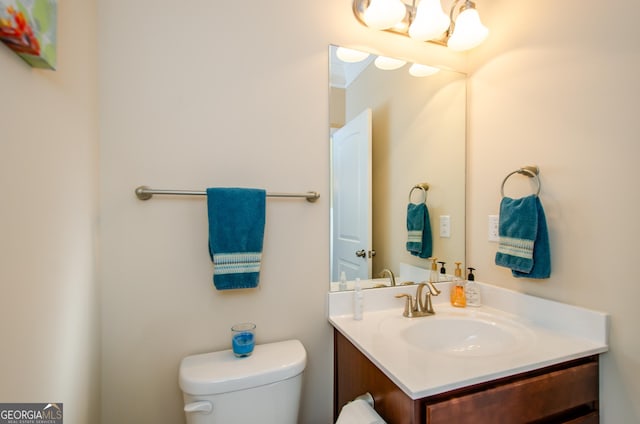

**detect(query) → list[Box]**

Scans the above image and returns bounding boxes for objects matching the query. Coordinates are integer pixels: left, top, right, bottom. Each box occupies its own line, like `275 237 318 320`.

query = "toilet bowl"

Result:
179 339 306 424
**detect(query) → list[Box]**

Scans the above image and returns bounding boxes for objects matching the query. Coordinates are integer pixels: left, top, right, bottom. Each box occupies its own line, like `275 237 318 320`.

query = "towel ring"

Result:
501 166 541 198
409 183 429 203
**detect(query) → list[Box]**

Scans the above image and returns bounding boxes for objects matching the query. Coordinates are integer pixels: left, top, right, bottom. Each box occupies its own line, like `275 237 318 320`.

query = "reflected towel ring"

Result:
409 183 429 204
501 166 541 198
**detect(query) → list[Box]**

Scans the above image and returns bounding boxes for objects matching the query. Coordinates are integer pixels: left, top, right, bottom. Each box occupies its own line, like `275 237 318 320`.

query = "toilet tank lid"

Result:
179 339 307 396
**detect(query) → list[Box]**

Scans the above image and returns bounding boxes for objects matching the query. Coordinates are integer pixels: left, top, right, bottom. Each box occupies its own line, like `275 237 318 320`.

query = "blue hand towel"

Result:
406 202 432 259
495 195 551 279
207 188 266 290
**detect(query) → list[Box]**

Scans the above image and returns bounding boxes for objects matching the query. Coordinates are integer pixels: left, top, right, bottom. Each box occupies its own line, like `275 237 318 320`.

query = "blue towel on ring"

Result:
406 203 432 259
495 195 551 279
207 188 266 290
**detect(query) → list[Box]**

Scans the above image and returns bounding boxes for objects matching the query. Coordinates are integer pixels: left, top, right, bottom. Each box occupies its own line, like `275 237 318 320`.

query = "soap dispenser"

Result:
339 271 347 291
428 258 439 283
438 261 447 282
450 262 466 308
465 267 482 307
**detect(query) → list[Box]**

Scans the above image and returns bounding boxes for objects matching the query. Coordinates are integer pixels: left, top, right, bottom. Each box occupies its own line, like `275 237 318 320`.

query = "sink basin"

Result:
399 312 532 357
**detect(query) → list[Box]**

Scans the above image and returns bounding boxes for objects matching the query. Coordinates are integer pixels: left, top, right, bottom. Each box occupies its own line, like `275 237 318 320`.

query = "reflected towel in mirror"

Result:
406 202 433 259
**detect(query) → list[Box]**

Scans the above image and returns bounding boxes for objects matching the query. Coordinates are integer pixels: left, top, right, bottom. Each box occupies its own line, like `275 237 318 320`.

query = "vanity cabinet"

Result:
334 330 599 424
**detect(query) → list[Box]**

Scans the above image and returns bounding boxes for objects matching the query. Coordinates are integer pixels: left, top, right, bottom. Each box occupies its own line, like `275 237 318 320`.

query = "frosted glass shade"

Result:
336 47 370 63
408 0 450 41
447 7 488 51
374 56 407 70
363 0 407 30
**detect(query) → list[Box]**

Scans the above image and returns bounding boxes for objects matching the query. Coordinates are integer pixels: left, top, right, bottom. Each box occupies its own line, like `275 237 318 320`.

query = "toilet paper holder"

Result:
353 392 374 407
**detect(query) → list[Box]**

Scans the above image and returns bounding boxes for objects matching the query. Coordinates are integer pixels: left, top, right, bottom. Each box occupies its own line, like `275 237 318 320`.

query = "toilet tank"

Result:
179 339 306 424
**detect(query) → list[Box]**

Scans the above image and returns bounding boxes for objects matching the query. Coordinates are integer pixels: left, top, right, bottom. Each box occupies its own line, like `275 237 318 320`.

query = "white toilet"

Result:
180 338 385 424
179 339 306 424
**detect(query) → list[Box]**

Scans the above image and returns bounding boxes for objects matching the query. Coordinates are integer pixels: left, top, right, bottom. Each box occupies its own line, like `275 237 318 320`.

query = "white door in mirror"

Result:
331 108 372 281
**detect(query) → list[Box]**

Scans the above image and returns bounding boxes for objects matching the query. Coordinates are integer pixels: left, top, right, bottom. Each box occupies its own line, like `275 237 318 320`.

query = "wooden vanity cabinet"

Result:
334 329 599 424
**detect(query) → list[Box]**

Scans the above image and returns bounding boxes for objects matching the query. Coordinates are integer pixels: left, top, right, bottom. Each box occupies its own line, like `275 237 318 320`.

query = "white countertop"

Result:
327 282 609 400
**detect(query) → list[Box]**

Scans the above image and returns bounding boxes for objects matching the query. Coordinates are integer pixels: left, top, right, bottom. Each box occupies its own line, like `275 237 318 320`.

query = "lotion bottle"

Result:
450 262 466 308
353 278 363 320
465 267 482 307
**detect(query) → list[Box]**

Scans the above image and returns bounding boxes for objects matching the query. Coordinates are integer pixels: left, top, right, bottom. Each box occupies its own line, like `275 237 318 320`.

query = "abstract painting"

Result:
0 0 57 69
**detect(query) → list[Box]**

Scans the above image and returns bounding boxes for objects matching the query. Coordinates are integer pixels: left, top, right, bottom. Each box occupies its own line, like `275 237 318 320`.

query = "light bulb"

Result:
409 63 440 77
363 0 407 30
408 0 450 41
447 5 488 51
336 47 370 63
374 56 407 70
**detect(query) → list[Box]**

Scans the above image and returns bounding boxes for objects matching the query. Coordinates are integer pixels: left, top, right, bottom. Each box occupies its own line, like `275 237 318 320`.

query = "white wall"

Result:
466 0 640 422
0 0 100 423
97 1 463 423
98 0 639 423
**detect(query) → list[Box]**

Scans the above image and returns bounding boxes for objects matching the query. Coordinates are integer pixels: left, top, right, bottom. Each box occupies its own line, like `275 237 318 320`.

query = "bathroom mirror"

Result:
329 45 466 290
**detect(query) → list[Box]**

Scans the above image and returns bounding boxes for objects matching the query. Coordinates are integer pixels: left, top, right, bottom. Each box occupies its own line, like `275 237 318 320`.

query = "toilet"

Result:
179 339 306 424
180 338 384 424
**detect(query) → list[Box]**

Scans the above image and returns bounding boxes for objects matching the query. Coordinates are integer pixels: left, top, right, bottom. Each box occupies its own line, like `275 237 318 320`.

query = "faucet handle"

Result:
395 294 415 317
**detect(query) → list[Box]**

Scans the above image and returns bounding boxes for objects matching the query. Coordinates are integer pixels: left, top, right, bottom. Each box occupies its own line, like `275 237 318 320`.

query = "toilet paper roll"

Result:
335 399 387 424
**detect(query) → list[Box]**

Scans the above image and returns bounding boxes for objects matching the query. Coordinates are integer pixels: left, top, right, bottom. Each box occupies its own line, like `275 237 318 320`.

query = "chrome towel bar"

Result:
135 186 320 203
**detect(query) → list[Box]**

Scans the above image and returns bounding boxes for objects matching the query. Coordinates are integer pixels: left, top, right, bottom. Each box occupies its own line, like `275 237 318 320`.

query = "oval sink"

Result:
401 314 532 357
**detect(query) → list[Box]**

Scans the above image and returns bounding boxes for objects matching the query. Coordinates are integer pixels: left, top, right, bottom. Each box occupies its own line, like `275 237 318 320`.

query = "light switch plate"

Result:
488 215 499 242
439 215 451 238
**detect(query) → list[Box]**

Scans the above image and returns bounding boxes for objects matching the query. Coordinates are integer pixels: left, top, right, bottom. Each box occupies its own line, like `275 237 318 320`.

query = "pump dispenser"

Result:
450 262 466 307
353 278 363 320
465 267 481 307
339 271 347 291
428 257 439 283
438 261 447 281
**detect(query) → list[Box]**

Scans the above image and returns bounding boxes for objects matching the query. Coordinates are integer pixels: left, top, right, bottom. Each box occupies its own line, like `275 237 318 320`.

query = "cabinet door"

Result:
425 362 598 423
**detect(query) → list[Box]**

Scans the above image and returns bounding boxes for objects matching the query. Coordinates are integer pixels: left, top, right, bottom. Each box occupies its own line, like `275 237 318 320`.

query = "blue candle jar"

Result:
231 323 256 357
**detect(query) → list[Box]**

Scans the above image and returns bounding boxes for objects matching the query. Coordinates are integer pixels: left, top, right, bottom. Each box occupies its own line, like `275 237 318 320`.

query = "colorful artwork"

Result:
0 0 56 69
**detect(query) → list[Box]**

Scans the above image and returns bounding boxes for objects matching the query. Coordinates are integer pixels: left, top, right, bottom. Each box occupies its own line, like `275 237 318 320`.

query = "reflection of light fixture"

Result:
352 0 488 51
408 63 440 77
336 47 371 63
374 56 407 70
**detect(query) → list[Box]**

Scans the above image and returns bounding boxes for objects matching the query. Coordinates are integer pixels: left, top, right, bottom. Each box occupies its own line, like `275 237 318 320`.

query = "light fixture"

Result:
447 1 488 51
352 0 489 51
362 0 407 30
408 0 450 42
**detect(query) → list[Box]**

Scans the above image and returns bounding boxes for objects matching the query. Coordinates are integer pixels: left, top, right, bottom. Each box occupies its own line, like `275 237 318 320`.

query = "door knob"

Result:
355 249 366 258
368 250 376 258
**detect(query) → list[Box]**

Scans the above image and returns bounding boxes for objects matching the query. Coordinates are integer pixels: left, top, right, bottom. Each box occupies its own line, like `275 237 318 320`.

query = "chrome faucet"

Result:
394 281 441 318
379 268 396 287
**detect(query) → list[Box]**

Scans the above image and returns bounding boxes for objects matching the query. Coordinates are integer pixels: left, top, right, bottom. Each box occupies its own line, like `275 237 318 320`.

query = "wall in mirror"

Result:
329 45 466 290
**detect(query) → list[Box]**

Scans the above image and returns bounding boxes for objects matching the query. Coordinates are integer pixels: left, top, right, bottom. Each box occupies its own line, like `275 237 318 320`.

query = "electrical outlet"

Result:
488 215 499 242
439 215 451 238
